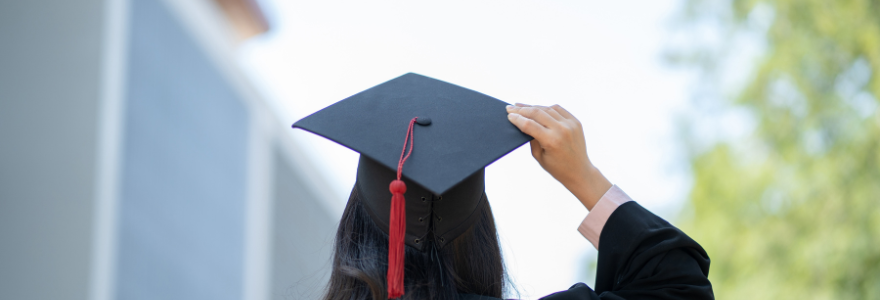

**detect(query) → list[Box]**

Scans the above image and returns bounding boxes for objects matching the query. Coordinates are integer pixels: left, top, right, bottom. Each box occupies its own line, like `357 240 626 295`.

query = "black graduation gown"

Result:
541 201 713 299
461 202 712 300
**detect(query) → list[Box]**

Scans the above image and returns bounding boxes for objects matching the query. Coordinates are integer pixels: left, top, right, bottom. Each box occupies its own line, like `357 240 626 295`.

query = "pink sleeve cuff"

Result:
577 185 632 249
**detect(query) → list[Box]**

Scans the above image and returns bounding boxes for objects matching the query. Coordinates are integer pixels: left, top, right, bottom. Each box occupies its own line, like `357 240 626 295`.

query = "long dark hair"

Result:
324 187 507 300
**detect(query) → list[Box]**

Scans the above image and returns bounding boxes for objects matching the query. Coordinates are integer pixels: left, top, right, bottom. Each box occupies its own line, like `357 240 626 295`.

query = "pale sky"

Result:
240 0 694 298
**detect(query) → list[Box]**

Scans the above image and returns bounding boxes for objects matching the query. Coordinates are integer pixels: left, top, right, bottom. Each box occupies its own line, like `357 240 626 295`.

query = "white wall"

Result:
0 1 106 299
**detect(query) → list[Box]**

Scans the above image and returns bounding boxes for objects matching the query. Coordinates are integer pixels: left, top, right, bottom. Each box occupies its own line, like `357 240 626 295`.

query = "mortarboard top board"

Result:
292 72 531 195
291 72 531 299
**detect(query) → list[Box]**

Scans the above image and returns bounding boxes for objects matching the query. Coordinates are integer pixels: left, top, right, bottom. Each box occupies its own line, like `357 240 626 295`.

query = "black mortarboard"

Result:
292 73 530 298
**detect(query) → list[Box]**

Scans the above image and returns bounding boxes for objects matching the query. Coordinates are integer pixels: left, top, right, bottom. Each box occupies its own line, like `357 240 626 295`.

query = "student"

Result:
293 73 713 300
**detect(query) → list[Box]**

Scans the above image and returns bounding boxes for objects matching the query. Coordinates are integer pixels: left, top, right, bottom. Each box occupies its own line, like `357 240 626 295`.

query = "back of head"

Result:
324 187 506 300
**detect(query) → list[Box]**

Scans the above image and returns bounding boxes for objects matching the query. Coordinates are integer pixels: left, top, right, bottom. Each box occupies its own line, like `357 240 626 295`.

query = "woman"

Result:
293 73 713 299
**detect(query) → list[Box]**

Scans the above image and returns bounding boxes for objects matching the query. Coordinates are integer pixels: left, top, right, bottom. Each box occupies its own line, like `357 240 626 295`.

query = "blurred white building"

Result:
0 0 337 299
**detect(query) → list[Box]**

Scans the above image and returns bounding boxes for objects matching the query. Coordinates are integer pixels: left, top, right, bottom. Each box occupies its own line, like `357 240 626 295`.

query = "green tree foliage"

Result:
674 0 880 299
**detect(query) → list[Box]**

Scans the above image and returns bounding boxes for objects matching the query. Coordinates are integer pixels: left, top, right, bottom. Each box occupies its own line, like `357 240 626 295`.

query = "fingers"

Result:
542 107 565 121
507 103 582 143
522 104 582 134
507 112 548 140
507 103 565 122
520 103 575 119
507 105 558 128
550 104 575 120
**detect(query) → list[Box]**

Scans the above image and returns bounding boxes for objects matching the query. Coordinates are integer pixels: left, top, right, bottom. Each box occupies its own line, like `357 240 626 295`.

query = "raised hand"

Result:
506 103 611 210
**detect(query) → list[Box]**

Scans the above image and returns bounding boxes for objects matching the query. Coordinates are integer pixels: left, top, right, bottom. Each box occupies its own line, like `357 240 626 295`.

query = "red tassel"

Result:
388 117 418 299
387 179 406 298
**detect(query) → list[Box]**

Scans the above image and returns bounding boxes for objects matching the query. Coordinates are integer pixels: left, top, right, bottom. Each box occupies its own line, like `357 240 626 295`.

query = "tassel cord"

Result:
387 117 418 299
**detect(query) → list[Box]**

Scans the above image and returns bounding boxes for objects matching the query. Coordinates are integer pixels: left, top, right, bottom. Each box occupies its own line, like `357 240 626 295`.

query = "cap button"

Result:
415 117 432 126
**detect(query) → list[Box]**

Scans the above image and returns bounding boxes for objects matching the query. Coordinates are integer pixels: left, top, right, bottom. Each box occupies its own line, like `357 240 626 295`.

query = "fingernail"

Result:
507 113 519 120
506 105 514 111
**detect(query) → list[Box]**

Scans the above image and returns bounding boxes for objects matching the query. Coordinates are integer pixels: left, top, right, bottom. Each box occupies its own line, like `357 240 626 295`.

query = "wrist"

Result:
569 164 612 211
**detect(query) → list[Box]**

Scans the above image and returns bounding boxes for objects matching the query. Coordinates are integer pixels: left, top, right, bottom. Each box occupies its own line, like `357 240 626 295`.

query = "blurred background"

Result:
0 0 877 300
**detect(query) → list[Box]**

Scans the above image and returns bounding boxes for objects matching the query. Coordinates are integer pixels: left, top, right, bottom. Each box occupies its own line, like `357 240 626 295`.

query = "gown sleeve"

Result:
540 201 714 300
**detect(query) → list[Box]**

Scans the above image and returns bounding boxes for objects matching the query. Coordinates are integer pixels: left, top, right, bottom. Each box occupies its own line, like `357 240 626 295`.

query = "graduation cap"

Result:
292 73 531 298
